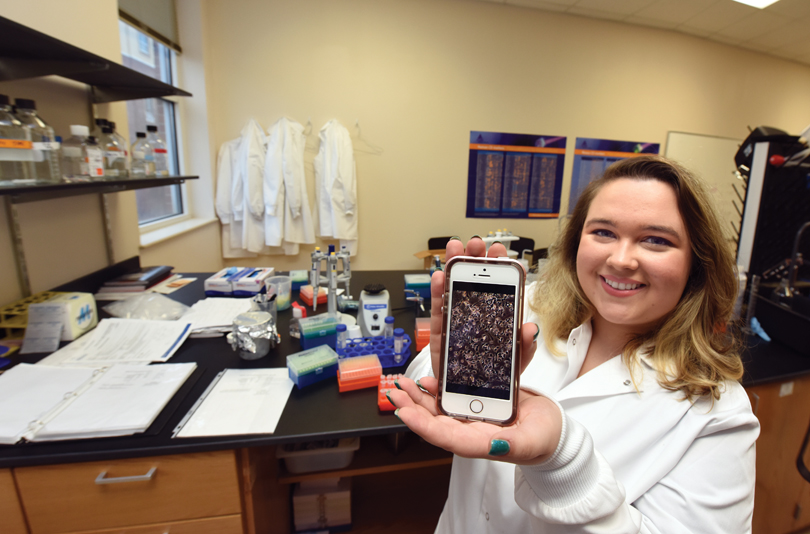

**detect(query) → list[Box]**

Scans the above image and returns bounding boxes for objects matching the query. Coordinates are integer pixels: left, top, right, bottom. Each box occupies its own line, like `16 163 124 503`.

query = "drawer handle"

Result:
95 467 157 485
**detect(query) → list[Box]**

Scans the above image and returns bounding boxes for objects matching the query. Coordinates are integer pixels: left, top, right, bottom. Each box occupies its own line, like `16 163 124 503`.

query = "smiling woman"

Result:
394 155 757 533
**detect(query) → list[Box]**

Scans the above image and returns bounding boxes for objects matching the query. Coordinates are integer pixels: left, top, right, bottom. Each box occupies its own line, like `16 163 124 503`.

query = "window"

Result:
119 20 184 226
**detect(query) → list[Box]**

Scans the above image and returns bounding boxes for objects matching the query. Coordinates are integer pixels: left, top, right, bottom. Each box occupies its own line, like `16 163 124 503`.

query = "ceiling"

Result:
474 0 810 67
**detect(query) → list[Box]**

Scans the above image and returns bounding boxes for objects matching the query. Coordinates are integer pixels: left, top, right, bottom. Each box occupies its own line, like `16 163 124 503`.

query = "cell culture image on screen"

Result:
446 282 515 399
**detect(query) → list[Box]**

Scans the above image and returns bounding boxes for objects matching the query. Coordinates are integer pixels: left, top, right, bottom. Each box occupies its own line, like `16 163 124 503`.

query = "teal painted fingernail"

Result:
532 323 540 342
386 391 395 406
394 408 402 420
489 439 510 456
449 236 461 242
470 234 482 240
492 240 503 246
416 379 428 392
394 379 402 390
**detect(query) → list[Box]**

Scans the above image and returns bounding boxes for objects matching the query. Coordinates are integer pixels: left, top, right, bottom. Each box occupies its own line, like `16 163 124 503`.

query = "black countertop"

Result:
1 270 806 468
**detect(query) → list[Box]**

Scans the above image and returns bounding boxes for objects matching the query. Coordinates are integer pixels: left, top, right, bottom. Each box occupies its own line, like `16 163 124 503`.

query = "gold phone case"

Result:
436 255 524 426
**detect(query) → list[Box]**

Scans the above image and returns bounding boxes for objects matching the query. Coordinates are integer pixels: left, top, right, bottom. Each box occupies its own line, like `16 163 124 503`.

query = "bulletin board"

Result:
568 137 660 214
466 131 566 219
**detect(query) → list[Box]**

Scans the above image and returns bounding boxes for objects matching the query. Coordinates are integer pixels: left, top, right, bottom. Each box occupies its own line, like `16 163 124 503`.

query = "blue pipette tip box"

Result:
287 345 339 388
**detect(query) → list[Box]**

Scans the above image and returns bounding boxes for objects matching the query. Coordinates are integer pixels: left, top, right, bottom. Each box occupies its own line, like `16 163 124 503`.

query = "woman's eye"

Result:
644 236 673 247
592 229 615 239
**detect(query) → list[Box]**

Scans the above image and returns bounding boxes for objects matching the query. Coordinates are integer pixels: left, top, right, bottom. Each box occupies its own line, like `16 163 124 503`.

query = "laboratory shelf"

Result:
276 434 453 484
0 15 191 102
0 176 198 203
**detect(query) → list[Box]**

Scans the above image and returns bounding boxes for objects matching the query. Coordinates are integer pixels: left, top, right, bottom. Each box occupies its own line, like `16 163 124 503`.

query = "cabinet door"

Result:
15 451 242 534
0 468 28 534
749 375 810 534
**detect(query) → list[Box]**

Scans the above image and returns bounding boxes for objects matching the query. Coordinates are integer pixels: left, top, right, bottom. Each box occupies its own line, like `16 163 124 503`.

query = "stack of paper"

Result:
0 362 196 444
37 318 191 367
180 298 253 338
174 368 293 438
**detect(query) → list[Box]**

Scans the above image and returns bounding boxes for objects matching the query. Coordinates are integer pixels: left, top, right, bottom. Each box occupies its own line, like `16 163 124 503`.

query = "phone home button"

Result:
470 399 484 414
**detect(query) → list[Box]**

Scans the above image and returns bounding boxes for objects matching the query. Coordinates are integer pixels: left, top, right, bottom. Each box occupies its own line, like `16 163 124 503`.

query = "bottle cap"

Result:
292 307 302 319
336 323 347 332
394 328 405 336
101 126 113 134
70 124 90 137
146 125 158 132
136 132 147 138
14 98 35 110
385 316 395 324
87 136 97 145
95 118 109 126
108 121 116 129
0 94 8 106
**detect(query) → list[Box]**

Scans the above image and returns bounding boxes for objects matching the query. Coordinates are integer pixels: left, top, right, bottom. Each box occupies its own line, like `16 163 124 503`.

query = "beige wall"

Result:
201 0 810 273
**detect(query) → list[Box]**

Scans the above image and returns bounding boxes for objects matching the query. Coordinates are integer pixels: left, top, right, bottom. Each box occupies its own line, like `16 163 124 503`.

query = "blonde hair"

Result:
533 155 743 401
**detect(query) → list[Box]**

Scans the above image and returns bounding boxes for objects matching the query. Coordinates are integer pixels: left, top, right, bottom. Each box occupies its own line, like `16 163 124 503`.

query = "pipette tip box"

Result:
289 270 309 291
298 314 339 350
287 345 339 388
336 335 412 369
337 354 383 392
232 267 275 297
415 317 430 352
204 267 253 297
299 285 328 306
377 374 404 412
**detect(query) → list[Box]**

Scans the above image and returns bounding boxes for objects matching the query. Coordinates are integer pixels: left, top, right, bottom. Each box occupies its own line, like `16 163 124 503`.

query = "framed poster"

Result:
467 131 566 219
568 137 660 213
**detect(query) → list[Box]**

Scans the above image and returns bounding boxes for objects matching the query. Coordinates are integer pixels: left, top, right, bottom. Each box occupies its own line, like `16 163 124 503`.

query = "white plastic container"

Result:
276 437 360 474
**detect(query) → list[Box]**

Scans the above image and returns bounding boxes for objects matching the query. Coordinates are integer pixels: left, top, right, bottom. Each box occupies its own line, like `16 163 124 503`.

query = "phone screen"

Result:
445 280 517 400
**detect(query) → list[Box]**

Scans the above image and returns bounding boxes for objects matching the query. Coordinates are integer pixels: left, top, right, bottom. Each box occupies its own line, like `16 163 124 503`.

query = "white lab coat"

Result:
236 120 267 254
264 118 315 255
215 138 256 258
406 285 759 533
313 119 358 254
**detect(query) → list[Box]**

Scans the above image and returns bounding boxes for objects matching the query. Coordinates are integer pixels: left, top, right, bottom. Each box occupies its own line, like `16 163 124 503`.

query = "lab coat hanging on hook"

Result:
236 119 267 254
215 137 257 258
313 119 358 255
263 117 315 254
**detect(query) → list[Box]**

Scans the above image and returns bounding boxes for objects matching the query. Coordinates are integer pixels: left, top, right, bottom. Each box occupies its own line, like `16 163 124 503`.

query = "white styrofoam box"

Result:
276 437 360 474
29 292 97 341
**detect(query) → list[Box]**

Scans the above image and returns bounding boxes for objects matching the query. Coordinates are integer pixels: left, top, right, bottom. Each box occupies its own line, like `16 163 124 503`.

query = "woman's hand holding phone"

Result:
389 236 562 465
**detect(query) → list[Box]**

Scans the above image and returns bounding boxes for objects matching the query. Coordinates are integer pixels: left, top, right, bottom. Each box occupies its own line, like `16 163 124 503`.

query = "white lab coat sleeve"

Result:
515 395 758 533
215 142 233 224
335 130 356 215
264 125 283 218
283 122 302 219
246 132 266 219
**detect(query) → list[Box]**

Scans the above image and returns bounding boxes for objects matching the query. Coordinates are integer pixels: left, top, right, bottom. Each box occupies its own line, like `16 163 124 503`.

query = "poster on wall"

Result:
467 131 566 219
568 137 660 214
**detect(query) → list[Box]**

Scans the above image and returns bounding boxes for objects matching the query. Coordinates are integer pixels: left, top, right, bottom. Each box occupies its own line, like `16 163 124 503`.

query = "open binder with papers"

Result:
0 362 196 444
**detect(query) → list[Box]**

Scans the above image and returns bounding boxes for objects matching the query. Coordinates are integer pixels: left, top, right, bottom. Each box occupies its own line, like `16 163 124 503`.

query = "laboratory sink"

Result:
753 293 810 356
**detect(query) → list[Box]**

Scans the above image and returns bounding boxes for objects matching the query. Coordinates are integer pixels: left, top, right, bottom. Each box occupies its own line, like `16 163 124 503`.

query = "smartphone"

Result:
437 256 524 425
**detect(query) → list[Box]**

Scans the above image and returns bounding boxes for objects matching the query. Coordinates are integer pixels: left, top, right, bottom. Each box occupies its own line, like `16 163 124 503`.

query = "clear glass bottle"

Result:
101 126 127 179
0 94 32 184
130 132 154 177
92 118 108 140
289 305 303 339
146 125 169 177
108 121 129 176
85 136 104 180
14 99 61 183
61 125 91 181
